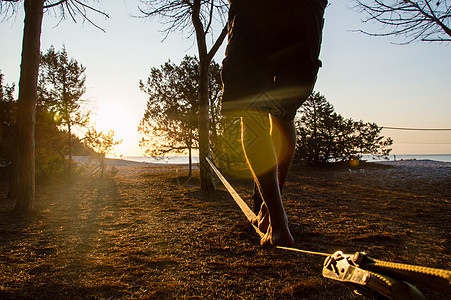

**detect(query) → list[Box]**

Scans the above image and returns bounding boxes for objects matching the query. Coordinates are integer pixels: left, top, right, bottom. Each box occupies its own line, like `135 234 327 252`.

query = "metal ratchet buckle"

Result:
322 251 429 299
322 251 371 285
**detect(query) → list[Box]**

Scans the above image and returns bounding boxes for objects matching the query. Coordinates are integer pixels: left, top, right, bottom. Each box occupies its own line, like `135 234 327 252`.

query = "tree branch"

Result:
42 0 109 32
206 24 227 62
405 0 451 37
354 0 451 43
44 0 67 9
204 0 214 35
73 0 109 18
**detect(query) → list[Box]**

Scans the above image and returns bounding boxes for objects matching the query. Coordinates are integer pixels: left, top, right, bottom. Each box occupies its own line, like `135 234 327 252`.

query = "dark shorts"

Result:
221 0 327 120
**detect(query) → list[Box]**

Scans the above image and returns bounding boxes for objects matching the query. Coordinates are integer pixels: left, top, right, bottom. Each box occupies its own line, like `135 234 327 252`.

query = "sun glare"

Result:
94 104 140 157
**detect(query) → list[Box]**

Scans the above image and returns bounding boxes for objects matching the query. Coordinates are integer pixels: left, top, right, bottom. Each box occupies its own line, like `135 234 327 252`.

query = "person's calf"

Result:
251 182 263 213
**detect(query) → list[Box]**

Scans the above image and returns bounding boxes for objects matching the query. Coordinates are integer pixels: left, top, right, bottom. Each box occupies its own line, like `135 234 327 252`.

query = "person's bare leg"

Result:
252 182 263 213
241 111 294 247
251 201 269 232
270 114 297 191
252 115 296 233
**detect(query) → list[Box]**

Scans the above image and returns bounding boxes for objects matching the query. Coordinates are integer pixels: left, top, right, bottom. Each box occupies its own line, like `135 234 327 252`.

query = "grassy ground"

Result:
0 161 449 299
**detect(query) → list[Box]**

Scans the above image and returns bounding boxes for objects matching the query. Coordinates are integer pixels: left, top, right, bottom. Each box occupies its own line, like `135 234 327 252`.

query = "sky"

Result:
1 1 450 156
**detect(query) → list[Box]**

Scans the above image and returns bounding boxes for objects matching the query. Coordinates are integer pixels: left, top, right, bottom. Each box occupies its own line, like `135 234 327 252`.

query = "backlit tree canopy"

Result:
139 56 223 176
296 92 393 165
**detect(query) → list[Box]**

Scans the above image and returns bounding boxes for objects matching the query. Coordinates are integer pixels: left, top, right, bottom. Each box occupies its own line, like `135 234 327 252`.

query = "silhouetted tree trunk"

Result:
191 0 227 192
197 54 215 191
188 144 193 178
67 123 72 181
14 0 44 212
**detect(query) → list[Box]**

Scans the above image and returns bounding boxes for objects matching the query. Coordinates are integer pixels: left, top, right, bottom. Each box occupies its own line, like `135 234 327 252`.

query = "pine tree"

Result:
39 46 90 181
296 92 392 164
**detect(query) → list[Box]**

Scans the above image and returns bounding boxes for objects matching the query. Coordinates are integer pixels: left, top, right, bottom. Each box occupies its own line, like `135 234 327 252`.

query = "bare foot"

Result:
251 203 269 233
260 223 294 247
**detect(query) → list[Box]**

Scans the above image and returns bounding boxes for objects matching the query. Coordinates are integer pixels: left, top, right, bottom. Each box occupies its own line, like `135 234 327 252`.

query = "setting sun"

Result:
93 103 142 157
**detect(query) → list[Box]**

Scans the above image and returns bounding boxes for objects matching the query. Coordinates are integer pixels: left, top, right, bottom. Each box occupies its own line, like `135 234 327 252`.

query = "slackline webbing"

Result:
206 157 330 257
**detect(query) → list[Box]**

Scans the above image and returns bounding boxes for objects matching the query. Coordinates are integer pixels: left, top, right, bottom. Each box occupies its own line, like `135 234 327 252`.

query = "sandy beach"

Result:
0 158 449 299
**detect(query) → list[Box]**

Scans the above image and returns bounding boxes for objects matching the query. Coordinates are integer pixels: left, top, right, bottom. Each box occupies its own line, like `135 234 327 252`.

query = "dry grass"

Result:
0 161 449 299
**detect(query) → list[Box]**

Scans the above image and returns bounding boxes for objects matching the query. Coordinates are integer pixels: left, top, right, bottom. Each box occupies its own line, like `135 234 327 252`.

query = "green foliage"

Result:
295 92 392 165
35 101 66 179
0 71 15 126
38 45 90 180
0 70 15 170
35 97 95 180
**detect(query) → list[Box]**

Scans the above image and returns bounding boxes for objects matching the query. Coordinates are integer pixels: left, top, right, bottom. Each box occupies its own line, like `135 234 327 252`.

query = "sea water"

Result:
124 156 200 164
365 154 451 163
124 154 451 164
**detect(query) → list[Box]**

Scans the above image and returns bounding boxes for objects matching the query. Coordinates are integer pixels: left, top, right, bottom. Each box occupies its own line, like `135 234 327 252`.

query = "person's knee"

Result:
241 113 277 176
270 116 296 154
240 111 271 148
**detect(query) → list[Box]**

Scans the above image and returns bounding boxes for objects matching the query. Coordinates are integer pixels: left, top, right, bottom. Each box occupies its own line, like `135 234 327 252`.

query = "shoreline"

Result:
104 156 451 169
374 158 451 169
